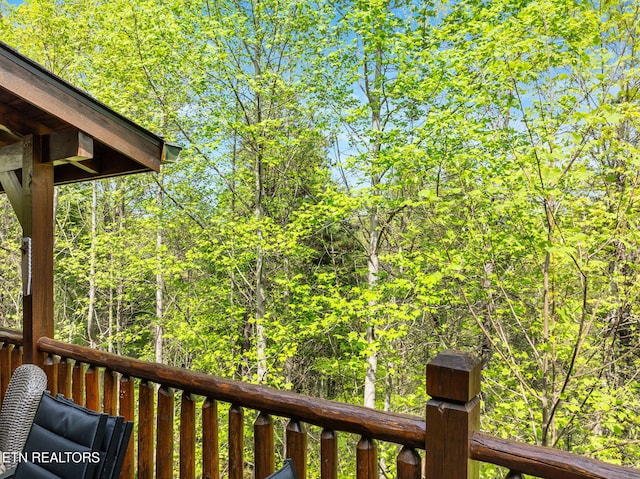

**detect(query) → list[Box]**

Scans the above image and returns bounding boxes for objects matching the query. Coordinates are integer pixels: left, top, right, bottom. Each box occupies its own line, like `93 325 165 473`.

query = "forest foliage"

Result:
0 0 639 469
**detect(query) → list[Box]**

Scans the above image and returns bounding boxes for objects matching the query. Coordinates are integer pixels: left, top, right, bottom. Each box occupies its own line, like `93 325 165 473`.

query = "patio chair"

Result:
98 415 132 479
54 395 132 479
0 364 48 470
4 391 108 479
266 459 298 479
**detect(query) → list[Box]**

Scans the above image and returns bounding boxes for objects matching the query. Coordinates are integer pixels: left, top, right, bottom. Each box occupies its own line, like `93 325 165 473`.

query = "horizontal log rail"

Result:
470 432 640 479
0 326 24 345
0 327 23 403
37 336 425 449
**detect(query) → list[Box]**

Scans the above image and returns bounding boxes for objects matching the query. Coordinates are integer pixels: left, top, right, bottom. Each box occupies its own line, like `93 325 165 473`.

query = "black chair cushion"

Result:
266 459 298 479
49 394 133 479
102 420 132 479
32 393 106 450
94 415 123 479
12 392 107 479
51 395 123 479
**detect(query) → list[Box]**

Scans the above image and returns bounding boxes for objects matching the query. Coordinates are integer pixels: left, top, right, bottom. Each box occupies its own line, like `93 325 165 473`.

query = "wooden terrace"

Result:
0 329 639 479
1 41 640 479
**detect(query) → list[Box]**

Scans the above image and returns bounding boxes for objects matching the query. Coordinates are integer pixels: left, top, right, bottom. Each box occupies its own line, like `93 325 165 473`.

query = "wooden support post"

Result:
254 412 274 479
0 343 12 403
180 392 196 479
202 398 219 479
57 357 72 398
21 135 54 366
286 420 307 479
156 386 174 479
72 361 85 406
138 380 155 479
397 446 421 479
426 350 481 479
85 364 100 411
356 436 377 479
320 429 337 479
103 369 117 415
228 405 244 479
119 375 135 479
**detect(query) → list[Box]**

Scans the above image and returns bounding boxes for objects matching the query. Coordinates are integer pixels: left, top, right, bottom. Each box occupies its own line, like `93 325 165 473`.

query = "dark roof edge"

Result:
0 41 165 148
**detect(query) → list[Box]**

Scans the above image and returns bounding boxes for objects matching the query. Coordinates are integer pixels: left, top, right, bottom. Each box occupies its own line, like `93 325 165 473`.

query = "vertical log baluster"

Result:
119 375 135 479
320 429 337 479
57 357 71 398
397 446 421 479
202 398 219 479
72 360 85 406
10 345 22 374
157 386 174 479
43 354 57 396
254 412 274 479
286 419 307 479
85 364 100 411
426 351 481 479
0 342 12 402
180 392 196 479
138 379 155 479
356 437 377 479
228 404 244 479
103 369 117 415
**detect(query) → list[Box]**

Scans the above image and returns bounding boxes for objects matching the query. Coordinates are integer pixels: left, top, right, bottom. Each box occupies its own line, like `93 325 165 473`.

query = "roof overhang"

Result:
0 41 180 187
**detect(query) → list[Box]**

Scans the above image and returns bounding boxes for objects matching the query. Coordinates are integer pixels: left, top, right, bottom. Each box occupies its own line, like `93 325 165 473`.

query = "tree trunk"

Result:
155 175 164 364
481 261 495 369
363 43 383 410
364 212 379 409
255 155 267 383
87 182 98 348
252 44 268 384
541 197 556 447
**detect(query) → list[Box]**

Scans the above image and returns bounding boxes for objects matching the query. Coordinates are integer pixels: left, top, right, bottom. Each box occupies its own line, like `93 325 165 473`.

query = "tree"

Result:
407 0 640 462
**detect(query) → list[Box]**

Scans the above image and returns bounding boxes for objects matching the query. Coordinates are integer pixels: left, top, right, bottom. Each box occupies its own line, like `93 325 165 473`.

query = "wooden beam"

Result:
21 134 54 366
44 128 93 163
0 102 50 136
52 150 148 185
0 170 23 225
0 141 23 172
0 123 21 145
45 128 99 175
64 159 100 175
0 46 163 171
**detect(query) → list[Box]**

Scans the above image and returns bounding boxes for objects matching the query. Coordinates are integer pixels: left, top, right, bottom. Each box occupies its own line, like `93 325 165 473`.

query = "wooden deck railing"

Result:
1 327 640 479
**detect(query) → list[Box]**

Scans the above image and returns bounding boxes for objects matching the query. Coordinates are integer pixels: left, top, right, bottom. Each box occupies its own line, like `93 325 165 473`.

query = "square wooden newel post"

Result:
426 350 481 479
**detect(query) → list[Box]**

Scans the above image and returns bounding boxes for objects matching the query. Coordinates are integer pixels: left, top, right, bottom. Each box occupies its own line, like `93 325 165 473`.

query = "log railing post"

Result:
138 380 155 479
156 386 174 479
0 343 12 402
202 398 219 479
228 405 244 479
286 419 307 479
320 429 337 479
254 412 274 479
426 350 481 479
119 375 135 479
